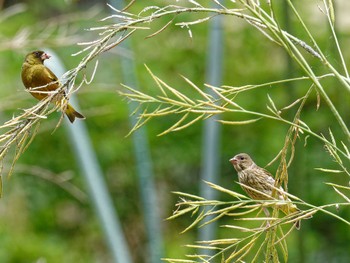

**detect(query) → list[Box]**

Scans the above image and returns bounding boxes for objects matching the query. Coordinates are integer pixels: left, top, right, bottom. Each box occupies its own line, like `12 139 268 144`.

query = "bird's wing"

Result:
30 65 59 91
44 66 58 82
252 167 281 197
260 167 290 200
259 167 276 185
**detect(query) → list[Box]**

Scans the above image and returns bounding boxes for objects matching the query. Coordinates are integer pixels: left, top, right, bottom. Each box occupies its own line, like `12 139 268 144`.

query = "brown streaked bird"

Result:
229 153 301 229
21 50 85 123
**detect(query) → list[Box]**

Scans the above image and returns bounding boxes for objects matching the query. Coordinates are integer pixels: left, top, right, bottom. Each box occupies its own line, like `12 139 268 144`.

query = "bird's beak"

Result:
41 53 51 61
229 157 237 165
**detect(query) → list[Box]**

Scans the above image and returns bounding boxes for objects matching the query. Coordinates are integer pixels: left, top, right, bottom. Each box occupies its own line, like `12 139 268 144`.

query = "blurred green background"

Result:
0 0 350 262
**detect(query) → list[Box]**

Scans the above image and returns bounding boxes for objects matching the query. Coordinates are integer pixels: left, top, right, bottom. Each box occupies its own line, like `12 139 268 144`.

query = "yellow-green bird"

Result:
21 50 85 123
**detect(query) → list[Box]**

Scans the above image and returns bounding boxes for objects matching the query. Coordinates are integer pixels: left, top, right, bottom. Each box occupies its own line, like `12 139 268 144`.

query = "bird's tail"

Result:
279 203 312 230
279 202 299 215
65 103 85 123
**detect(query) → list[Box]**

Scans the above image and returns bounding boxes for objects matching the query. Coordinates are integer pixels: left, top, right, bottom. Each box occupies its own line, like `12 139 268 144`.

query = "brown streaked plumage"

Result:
21 50 85 123
229 153 301 229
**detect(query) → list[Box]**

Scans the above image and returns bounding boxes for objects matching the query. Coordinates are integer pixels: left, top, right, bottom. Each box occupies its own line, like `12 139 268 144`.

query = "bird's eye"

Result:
34 51 40 57
239 157 245 160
